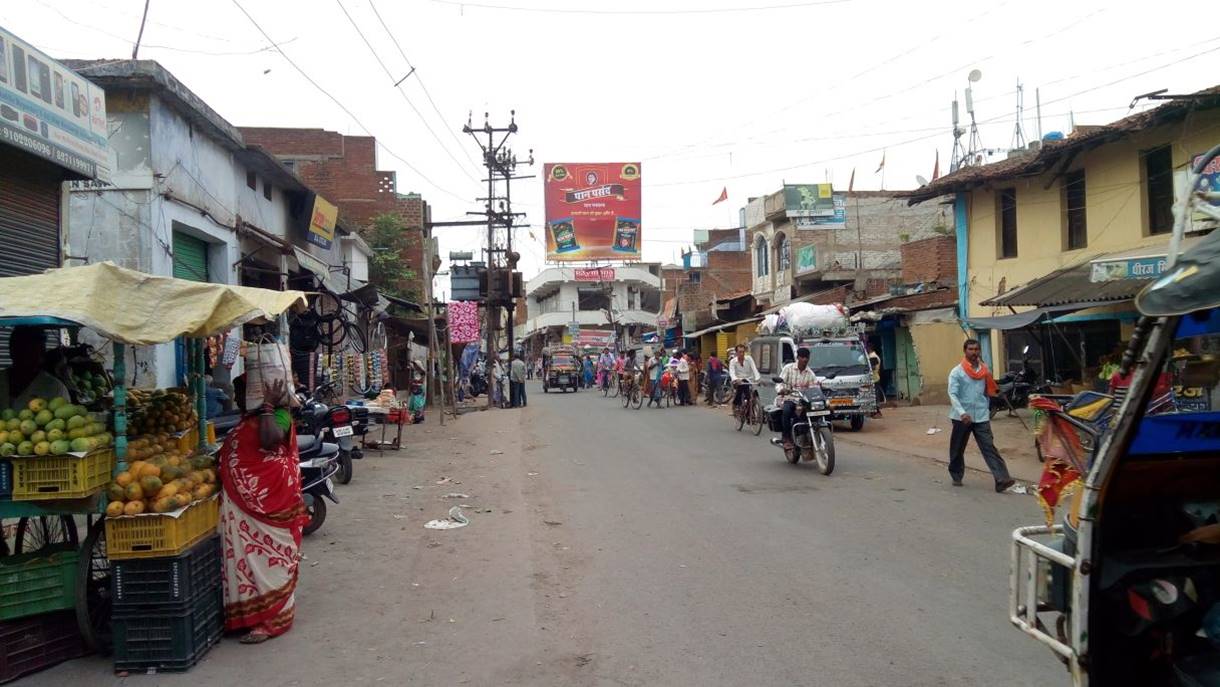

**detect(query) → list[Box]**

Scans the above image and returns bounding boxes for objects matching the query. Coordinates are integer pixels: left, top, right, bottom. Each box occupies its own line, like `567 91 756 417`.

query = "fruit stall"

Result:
0 262 306 682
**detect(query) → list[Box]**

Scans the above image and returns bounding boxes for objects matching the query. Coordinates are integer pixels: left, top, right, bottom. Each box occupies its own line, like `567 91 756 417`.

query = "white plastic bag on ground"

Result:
780 303 848 334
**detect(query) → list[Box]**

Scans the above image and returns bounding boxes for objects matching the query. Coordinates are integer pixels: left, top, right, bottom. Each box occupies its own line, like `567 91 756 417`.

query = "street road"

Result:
33 382 1066 686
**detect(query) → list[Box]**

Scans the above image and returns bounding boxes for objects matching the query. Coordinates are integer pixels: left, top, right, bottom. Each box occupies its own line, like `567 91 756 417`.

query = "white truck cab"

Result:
750 331 876 431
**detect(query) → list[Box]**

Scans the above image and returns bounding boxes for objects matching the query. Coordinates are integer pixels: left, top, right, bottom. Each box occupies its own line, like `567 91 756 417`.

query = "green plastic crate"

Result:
0 548 79 621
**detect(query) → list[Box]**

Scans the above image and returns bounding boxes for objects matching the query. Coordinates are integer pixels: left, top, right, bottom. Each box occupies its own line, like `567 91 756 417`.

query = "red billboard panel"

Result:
544 162 641 262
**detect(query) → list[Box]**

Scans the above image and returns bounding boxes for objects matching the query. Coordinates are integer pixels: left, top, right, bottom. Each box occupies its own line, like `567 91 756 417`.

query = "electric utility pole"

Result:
463 111 533 408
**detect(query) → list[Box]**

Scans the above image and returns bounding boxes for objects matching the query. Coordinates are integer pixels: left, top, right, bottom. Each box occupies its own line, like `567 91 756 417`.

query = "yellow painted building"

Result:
906 89 1220 382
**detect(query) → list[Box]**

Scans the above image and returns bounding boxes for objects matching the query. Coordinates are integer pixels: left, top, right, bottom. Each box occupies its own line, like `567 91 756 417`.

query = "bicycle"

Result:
621 372 643 409
733 383 764 435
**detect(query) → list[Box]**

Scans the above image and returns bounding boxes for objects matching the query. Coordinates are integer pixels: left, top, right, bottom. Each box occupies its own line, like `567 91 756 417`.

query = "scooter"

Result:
766 378 836 475
296 432 340 536
296 381 360 485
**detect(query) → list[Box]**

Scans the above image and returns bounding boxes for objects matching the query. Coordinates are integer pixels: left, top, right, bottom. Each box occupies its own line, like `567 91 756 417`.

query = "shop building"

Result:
59 60 374 389
0 29 110 362
520 264 662 352
903 86 1220 388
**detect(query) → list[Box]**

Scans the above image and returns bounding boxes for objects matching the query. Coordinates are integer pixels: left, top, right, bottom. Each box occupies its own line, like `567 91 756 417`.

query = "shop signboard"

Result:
795 244 817 275
1193 151 1220 208
784 184 847 230
574 267 615 282
305 194 339 249
1090 255 1169 282
0 27 110 180
544 162 642 261
574 330 615 348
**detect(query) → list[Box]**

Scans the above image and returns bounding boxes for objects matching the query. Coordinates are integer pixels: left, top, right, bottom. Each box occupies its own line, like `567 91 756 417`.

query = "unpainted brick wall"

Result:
900 234 957 286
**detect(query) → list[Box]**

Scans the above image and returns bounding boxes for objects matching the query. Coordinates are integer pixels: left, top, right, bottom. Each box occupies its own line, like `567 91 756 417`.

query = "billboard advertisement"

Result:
544 162 641 261
0 27 110 180
784 184 846 230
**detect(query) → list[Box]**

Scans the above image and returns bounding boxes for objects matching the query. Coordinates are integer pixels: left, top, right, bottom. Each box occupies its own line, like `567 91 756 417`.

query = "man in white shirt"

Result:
778 347 817 449
728 343 761 413
0 327 70 410
675 350 691 406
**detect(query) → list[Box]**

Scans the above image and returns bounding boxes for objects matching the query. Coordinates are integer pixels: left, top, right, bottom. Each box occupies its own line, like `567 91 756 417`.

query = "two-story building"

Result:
60 60 373 388
520 264 662 352
746 188 952 310
904 86 1220 385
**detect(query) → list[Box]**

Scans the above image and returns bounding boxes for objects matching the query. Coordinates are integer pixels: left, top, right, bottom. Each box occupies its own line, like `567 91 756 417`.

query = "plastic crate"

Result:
0 548 79 621
0 610 86 684
112 535 221 607
0 460 10 501
105 496 219 561
10 448 114 501
111 585 223 673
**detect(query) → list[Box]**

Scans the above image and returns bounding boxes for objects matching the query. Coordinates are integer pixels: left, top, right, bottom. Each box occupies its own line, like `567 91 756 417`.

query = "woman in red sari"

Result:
219 377 307 644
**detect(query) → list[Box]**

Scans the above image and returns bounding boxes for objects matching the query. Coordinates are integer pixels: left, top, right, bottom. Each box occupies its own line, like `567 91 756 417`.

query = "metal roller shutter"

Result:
172 230 209 282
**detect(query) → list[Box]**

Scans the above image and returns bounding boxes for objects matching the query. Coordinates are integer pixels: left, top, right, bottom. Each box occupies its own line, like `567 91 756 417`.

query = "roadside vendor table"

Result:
361 405 405 451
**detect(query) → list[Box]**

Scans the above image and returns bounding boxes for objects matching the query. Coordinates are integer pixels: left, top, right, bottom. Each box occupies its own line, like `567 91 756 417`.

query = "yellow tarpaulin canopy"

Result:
0 262 309 344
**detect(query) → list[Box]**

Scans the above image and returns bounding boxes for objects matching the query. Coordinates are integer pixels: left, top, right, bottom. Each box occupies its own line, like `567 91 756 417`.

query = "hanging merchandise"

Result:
221 333 240 369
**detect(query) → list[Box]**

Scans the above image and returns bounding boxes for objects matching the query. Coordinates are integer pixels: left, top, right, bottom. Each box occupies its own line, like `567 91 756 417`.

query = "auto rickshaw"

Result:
1010 144 1220 685
541 345 580 393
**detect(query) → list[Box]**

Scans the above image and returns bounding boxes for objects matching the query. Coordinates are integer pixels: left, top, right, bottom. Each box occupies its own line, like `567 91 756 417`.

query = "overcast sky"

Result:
9 0 1218 291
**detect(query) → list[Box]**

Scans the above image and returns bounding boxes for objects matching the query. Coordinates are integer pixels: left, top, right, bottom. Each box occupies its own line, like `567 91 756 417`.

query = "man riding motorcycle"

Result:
778 347 818 450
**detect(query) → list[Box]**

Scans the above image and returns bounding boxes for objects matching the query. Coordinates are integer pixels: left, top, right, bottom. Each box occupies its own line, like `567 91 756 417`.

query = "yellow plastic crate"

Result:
10 449 114 501
106 496 220 561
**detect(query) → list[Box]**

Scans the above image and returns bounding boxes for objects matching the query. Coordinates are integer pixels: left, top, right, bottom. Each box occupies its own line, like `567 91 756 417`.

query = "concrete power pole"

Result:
462 111 533 409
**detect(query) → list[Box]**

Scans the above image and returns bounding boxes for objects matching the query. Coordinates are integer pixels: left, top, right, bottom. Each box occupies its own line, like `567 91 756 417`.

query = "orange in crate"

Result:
10 449 114 501
106 495 220 560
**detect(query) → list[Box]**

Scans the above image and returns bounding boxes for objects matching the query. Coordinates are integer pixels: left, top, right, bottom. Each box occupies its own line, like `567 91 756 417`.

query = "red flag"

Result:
847 168 855 193
932 150 941 181
875 151 886 174
712 187 728 205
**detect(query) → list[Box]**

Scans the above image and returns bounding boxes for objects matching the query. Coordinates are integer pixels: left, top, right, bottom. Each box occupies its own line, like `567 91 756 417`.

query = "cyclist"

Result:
778 347 818 450
597 348 615 390
728 343 760 415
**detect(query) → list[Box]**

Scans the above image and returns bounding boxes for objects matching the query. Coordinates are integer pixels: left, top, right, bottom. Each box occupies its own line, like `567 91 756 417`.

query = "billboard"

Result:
544 162 641 261
784 184 846 230
0 27 109 180
306 194 338 249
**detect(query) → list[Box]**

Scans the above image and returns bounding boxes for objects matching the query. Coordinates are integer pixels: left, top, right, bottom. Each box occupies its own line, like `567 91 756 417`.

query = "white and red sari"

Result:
219 415 307 638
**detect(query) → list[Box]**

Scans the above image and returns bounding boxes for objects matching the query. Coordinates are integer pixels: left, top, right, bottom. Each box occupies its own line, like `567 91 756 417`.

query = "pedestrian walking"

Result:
947 339 1015 492
582 355 595 389
510 354 527 407
705 353 726 405
675 350 692 406
687 351 701 408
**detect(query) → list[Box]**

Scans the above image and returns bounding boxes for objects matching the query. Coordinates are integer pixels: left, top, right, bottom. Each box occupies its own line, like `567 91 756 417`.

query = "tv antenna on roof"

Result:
1011 79 1026 150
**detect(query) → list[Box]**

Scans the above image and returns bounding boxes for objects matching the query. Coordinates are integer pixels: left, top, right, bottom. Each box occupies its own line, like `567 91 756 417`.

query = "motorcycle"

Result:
990 345 1050 417
765 379 836 475
296 381 361 485
296 432 340 536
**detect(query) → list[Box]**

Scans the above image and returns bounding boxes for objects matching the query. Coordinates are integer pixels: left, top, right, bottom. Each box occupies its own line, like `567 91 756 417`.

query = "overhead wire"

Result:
428 0 849 15
333 0 480 183
230 0 475 204
367 0 482 173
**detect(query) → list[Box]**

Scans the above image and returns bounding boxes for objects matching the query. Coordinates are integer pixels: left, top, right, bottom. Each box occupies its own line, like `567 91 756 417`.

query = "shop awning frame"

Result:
683 316 763 339
963 303 1114 331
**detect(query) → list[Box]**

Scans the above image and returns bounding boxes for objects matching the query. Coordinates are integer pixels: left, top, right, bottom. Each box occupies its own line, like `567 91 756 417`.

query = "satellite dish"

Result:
915 175 929 187
968 69 983 83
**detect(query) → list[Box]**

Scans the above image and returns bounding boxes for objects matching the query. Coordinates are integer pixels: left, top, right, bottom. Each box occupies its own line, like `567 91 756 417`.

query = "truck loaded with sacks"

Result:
749 303 877 432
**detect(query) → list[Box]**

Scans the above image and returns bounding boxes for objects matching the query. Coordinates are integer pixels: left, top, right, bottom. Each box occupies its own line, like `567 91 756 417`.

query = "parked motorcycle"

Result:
296 433 340 536
296 381 360 485
766 379 835 475
990 345 1051 417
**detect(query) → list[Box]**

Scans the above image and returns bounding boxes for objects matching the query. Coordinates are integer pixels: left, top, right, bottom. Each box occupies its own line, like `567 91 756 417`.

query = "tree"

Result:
366 213 421 304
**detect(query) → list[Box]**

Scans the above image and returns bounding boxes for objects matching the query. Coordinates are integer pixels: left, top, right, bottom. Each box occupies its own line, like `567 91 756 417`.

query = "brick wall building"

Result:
240 127 429 297
900 234 956 287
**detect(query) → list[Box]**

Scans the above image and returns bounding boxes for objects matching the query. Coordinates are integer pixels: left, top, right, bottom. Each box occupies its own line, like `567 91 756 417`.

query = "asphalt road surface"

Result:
30 381 1067 686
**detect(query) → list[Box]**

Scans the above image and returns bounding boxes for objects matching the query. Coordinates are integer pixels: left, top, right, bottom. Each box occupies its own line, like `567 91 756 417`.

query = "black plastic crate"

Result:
112 586 223 674
0 459 11 501
111 535 221 608
0 610 86 684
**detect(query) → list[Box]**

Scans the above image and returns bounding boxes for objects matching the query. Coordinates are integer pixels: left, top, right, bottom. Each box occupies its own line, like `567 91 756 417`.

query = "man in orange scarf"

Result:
947 339 1015 493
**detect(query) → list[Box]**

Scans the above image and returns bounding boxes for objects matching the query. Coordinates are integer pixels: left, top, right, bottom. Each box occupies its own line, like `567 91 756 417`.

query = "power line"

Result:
333 0 480 183
428 0 849 14
230 0 474 204
367 0 482 173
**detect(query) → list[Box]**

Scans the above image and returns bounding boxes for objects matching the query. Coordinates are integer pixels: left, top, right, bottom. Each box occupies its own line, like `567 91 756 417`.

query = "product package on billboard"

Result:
544 163 642 261
549 219 581 254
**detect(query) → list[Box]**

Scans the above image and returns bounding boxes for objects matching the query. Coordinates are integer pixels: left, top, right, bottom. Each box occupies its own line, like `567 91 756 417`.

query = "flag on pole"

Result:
932 150 941 181
712 186 728 205
847 168 855 193
875 151 886 174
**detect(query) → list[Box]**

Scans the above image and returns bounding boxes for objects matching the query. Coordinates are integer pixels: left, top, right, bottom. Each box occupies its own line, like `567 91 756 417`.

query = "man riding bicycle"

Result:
597 347 615 390
778 347 818 450
728 343 761 414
